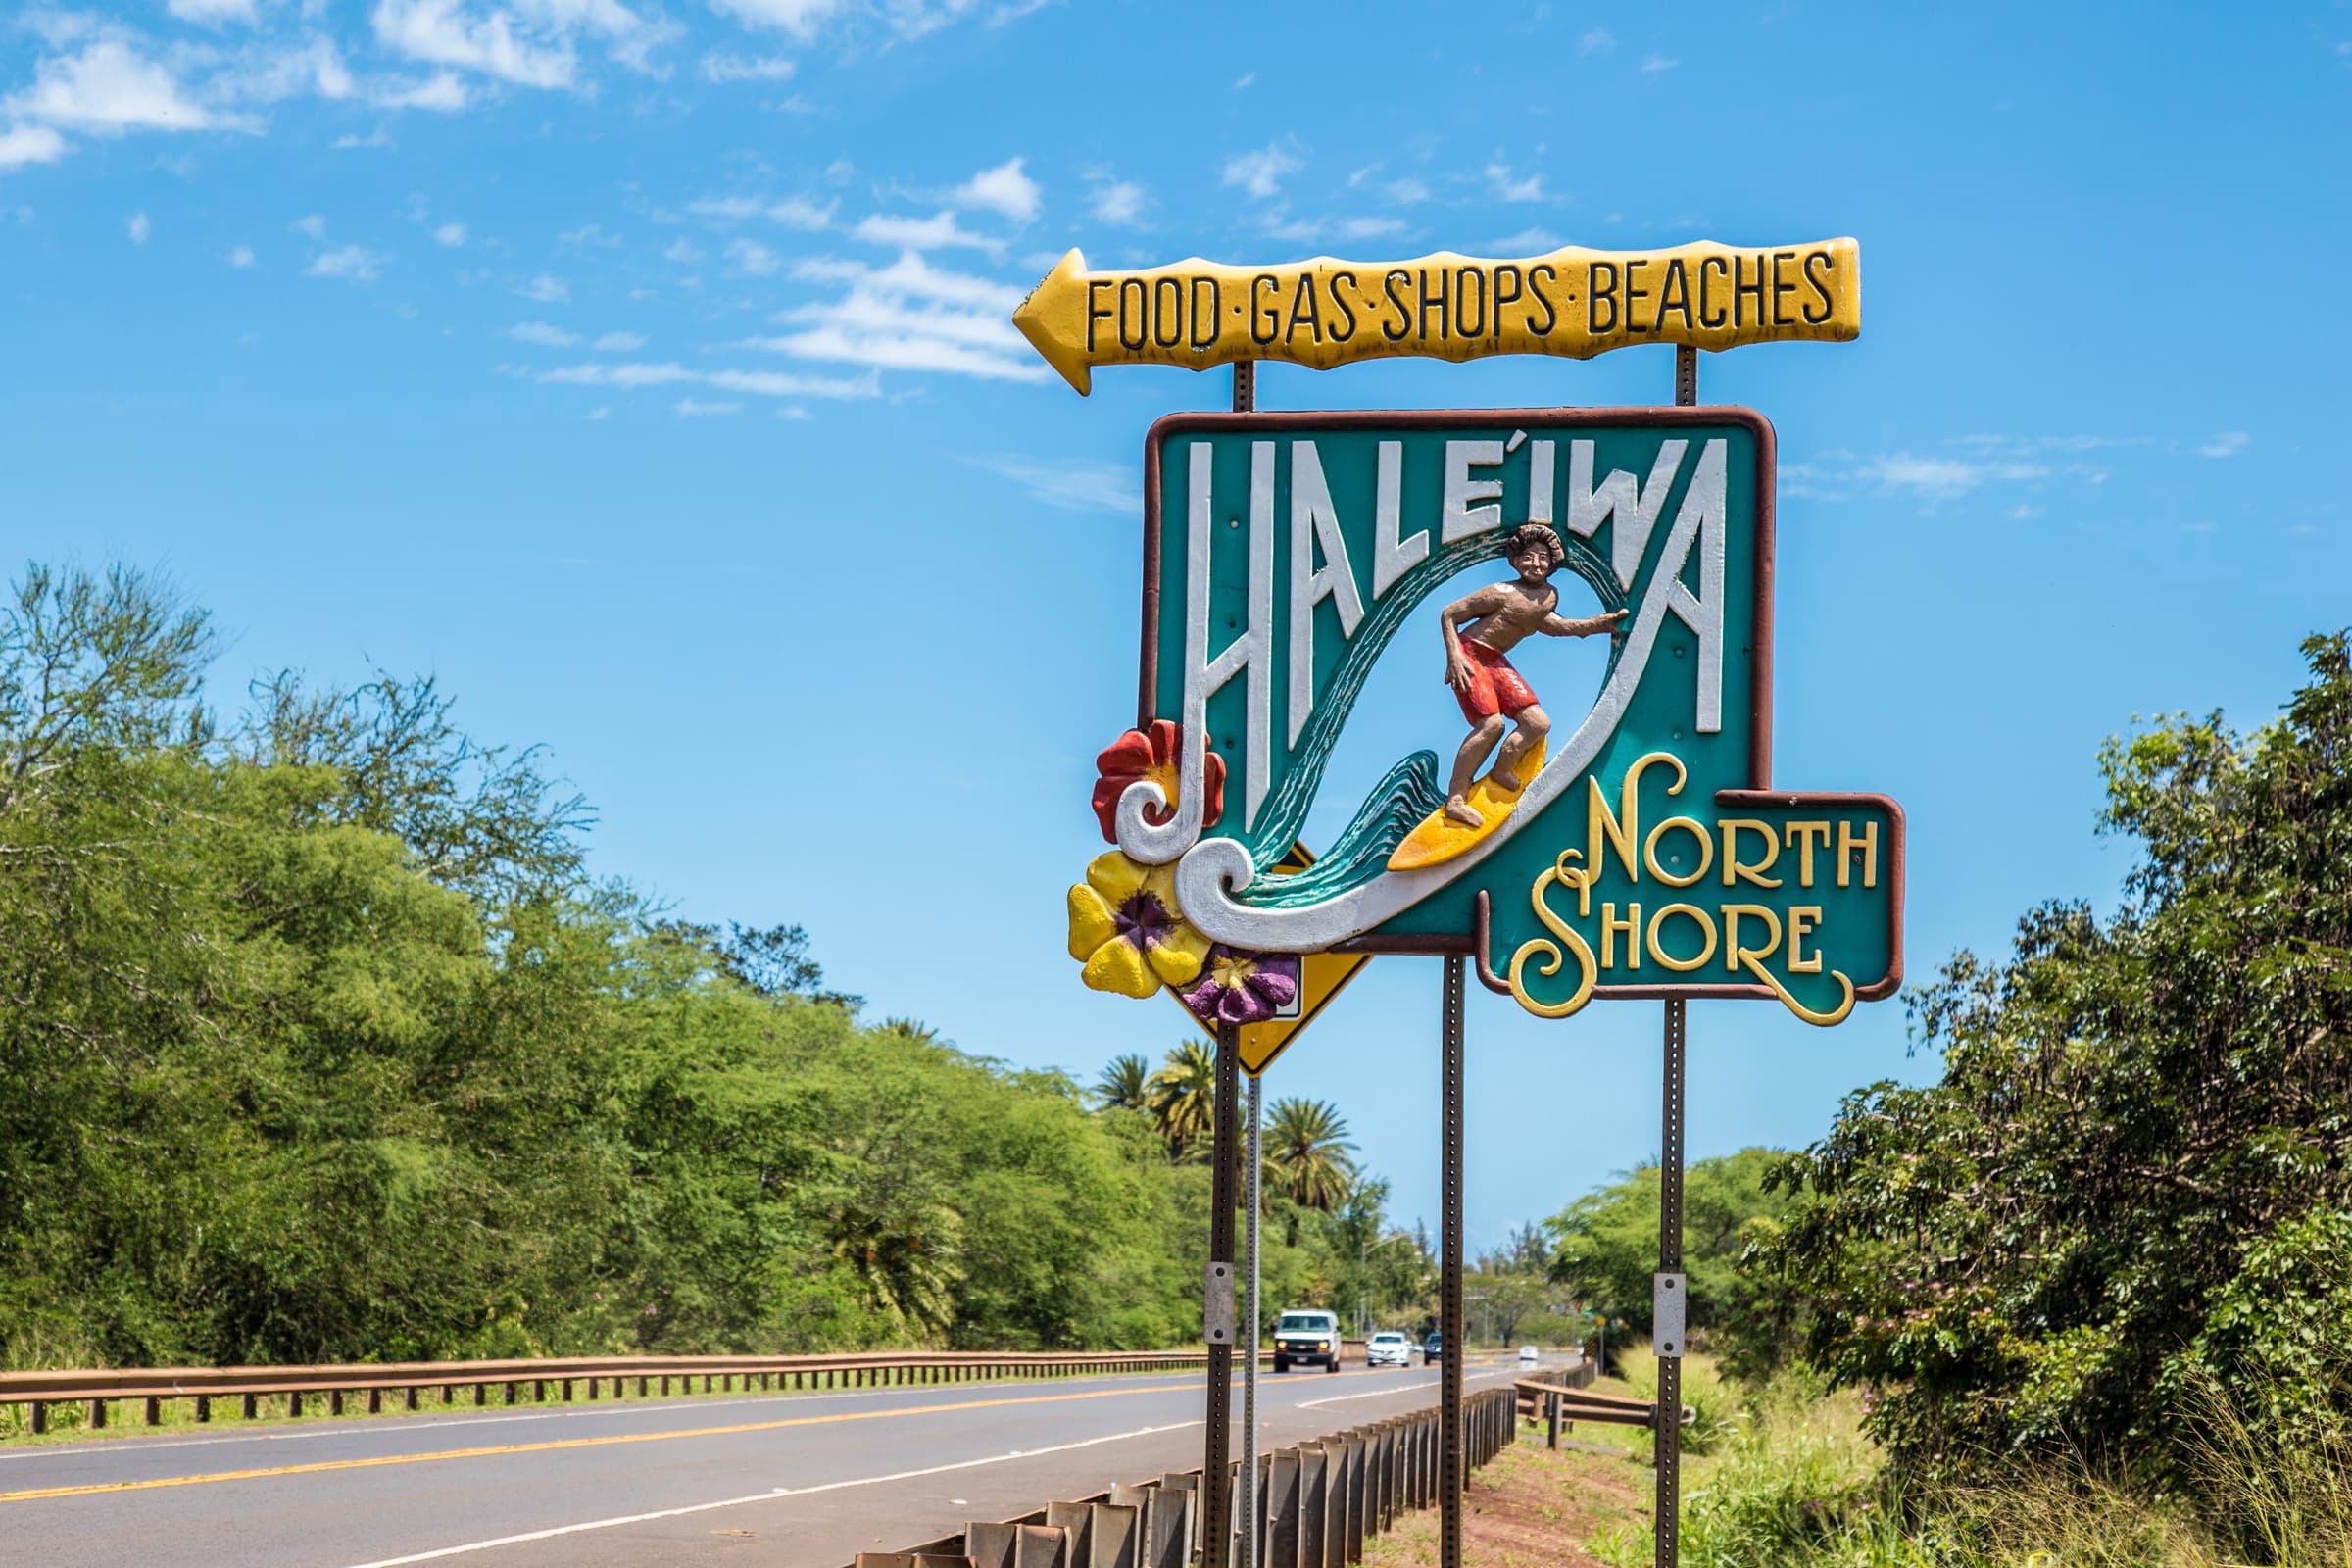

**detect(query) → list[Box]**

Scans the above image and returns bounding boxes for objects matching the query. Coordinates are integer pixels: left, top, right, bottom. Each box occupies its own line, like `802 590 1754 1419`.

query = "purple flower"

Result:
1181 946 1301 1027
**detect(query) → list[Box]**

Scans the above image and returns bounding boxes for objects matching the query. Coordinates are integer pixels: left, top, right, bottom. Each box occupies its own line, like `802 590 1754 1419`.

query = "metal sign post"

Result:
1440 956 1466 1568
1240 1071 1262 1568
1046 237 1896 1568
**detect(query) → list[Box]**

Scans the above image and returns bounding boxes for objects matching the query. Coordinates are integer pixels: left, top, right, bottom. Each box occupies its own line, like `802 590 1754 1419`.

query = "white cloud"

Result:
1386 176 1429 205
662 236 705 264
0 123 67 170
954 156 1040 222
1231 72 1254 90
2199 430 2250 458
1579 26 1614 54
1641 55 1680 74
370 72 469 110
688 193 834 228
433 220 466 246
227 243 254 267
674 397 740 416
307 243 388 282
726 236 782 274
518 271 569 302
973 455 1134 515
6 37 222 134
559 221 621 249
506 320 580 346
1487 227 1562 255
370 0 578 90
594 330 644 350
126 210 149 244
1222 138 1301 201
706 0 843 36
537 360 880 399
1856 452 2046 500
335 126 395 149
293 213 327 238
1486 164 1545 203
750 251 1042 382
851 209 1001 253
1090 178 1146 226
170 0 263 22
700 51 796 81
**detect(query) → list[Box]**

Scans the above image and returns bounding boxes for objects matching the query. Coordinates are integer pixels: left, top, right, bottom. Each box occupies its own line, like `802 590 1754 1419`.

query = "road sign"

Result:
1013 238 1859 393
1096 407 1899 1025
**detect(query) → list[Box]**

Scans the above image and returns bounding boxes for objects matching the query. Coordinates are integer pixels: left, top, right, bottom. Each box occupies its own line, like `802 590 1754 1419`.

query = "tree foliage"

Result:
1753 633 2352 1484
0 561 1409 1369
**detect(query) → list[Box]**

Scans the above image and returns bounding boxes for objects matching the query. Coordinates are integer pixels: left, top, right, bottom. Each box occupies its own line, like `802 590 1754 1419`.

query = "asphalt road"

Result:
0 1355 1540 1567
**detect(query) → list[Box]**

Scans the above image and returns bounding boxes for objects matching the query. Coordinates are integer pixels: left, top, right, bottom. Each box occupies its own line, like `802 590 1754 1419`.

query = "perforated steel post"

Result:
1656 998 1689 1568
1203 1020 1242 1568
1440 955 1466 1568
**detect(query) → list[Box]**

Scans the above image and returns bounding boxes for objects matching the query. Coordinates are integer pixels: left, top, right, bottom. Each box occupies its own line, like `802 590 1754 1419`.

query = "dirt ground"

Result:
1360 1428 1652 1567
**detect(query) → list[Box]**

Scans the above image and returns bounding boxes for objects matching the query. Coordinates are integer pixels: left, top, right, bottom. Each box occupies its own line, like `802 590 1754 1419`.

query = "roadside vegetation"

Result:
1539 633 2352 1564
0 562 1438 1419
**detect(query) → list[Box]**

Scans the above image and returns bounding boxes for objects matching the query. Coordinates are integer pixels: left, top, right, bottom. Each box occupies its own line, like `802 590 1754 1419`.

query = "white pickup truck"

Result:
1272 1308 1343 1374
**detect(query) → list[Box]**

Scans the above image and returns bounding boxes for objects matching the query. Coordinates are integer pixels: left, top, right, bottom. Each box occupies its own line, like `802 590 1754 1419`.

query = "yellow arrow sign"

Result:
1012 237 1859 393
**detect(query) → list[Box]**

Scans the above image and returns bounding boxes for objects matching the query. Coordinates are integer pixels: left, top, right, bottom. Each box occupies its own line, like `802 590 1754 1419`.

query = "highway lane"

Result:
1 1356 1540 1567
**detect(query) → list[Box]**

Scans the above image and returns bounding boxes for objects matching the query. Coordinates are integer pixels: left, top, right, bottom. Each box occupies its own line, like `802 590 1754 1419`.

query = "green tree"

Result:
1264 1097 1358 1210
1094 1053 1152 1113
1754 632 2352 1493
1545 1149 1800 1373
1149 1039 1217 1159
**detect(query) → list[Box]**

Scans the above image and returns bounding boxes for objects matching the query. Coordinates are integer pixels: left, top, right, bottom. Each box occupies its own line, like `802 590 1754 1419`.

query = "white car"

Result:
1366 1331 1413 1368
1517 1344 1542 1364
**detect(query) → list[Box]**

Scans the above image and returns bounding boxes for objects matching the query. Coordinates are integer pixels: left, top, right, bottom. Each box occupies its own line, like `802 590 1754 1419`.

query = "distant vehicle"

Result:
1366 1331 1412 1367
1273 1309 1343 1373
1518 1344 1542 1364
1421 1332 1443 1366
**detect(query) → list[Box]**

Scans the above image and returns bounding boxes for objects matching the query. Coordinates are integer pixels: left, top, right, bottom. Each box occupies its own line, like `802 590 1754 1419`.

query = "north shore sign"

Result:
1111 408 1898 1025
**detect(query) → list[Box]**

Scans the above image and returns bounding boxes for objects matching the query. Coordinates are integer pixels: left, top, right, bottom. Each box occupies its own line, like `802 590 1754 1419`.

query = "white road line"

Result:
336 1419 1204 1568
1297 1368 1514 1409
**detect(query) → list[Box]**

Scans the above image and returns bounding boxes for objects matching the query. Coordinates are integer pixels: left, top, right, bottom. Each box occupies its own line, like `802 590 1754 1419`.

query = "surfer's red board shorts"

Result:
1454 639 1538 722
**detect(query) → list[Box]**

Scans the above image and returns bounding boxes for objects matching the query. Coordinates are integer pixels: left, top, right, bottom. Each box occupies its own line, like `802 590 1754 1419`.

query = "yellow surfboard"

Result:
1387 740 1546 871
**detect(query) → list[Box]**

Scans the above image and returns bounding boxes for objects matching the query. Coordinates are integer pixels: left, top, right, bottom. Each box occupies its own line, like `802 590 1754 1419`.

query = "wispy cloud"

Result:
2199 430 2250 458
594 330 645 351
726 236 782 275
700 51 797 82
1579 26 1614 54
126 210 150 245
1641 55 1680 74
673 397 740 416
1089 176 1147 226
744 251 1045 382
850 209 1002 253
1485 163 1545 203
689 193 836 228
307 243 388 283
7 35 226 136
538 360 881 400
517 272 569 304
227 243 254 268
954 156 1040 222
1222 138 1303 201
506 320 580 347
706 0 844 38
973 454 1135 515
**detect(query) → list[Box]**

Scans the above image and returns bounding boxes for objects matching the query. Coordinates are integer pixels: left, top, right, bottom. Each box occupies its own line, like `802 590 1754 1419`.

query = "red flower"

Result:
1091 720 1225 844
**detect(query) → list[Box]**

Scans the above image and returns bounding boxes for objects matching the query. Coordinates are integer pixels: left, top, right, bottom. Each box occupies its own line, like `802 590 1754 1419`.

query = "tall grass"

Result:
1584 1365 2352 1567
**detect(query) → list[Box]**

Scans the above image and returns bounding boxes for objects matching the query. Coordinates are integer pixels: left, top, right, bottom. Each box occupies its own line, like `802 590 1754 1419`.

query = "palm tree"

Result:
1149 1040 1218 1159
1094 1053 1152 1113
1265 1097 1359 1210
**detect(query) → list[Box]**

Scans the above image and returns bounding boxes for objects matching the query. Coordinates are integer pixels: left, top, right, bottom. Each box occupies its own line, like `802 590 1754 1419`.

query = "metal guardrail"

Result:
848 1385 1520 1568
1513 1367 1694 1450
0 1349 1280 1437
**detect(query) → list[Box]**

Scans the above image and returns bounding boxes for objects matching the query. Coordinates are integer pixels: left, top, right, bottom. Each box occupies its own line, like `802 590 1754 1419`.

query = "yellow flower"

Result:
1065 850 1210 999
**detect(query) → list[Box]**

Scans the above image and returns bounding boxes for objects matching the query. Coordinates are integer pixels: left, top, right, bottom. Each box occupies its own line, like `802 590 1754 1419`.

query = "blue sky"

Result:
3 1 2348 1253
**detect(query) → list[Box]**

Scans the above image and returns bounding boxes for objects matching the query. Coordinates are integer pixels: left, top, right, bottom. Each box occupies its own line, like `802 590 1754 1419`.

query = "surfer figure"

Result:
1439 524 1626 827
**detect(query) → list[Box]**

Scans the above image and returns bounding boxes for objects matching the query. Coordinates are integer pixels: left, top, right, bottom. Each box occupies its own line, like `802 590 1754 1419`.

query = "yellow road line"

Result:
0 1381 1206 1506
2 1356 1513 1506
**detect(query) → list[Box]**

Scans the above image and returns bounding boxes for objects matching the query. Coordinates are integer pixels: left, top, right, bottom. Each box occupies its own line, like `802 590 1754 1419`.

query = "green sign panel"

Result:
1110 408 1899 1025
